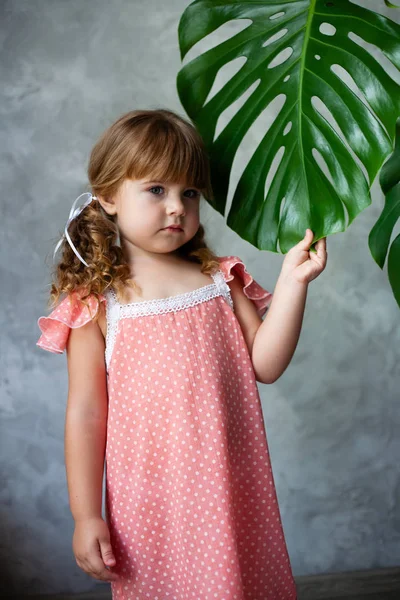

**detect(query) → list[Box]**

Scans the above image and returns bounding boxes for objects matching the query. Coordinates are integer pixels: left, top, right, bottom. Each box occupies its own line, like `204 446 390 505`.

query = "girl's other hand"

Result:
72 517 119 582
281 229 327 284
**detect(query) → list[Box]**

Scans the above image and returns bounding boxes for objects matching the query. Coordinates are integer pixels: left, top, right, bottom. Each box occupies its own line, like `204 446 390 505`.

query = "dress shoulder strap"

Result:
211 269 234 310
104 288 120 374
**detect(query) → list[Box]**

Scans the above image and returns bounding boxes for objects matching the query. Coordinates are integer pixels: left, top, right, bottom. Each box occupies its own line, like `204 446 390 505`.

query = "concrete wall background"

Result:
1 0 399 596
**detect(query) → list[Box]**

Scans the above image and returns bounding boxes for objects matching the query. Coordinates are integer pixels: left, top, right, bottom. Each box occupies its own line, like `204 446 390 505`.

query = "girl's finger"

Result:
318 238 327 255
99 539 116 566
299 229 313 249
90 567 118 582
89 563 119 582
82 556 118 582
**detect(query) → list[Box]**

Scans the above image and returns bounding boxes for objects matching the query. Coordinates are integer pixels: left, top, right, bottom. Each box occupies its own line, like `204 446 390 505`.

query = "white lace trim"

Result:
105 296 120 373
104 269 232 372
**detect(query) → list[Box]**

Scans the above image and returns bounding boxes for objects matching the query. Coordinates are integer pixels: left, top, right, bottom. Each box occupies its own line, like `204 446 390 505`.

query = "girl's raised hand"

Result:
72 517 119 582
281 229 327 284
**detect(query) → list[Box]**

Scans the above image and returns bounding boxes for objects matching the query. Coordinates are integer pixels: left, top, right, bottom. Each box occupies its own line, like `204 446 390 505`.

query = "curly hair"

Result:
47 109 221 319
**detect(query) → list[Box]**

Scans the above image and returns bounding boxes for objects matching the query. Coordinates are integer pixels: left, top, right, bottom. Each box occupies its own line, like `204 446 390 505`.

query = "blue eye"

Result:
148 186 200 198
185 189 200 199
149 186 164 195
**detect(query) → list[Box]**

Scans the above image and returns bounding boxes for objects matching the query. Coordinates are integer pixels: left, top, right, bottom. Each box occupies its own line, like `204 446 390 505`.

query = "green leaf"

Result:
384 1 400 9
387 234 400 308
177 0 400 253
369 116 400 308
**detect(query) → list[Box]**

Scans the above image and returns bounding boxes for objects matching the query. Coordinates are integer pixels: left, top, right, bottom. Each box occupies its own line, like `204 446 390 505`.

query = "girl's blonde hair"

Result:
47 109 220 316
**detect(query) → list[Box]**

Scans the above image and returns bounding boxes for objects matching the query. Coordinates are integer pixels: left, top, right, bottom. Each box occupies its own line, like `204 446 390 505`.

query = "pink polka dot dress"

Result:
37 255 297 600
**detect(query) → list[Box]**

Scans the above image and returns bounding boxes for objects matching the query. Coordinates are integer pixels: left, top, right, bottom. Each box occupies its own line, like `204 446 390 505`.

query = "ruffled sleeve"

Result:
218 255 273 318
36 292 106 354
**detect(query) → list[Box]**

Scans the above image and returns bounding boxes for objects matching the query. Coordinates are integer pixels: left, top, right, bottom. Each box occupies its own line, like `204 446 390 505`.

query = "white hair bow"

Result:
53 192 98 267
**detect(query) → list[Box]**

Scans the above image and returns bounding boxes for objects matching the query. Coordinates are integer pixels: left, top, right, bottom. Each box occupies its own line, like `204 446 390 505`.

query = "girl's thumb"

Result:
100 540 116 566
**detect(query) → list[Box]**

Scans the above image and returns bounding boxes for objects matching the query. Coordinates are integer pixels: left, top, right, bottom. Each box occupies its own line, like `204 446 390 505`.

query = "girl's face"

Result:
99 178 201 259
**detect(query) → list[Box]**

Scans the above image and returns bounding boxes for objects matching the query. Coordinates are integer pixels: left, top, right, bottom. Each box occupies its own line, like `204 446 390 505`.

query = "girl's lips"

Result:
163 226 183 231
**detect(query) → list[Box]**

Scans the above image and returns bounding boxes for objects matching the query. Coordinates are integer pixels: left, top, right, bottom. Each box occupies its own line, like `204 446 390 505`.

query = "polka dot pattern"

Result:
36 257 296 599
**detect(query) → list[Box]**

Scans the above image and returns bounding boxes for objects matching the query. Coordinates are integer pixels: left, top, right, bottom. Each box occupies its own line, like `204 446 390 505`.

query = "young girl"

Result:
36 109 327 600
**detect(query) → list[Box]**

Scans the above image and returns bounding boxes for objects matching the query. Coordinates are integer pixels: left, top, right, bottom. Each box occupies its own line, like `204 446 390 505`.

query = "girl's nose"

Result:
167 195 186 215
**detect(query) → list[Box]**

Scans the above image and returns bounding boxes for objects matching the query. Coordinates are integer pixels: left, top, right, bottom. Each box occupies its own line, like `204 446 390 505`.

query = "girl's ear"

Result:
97 194 117 216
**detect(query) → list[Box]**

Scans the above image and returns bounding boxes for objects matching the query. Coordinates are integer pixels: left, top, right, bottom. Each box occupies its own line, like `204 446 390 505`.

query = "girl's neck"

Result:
121 246 191 275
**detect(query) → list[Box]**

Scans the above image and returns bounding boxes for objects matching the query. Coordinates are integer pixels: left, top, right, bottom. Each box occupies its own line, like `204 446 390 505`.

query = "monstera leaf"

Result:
369 116 400 307
177 0 400 254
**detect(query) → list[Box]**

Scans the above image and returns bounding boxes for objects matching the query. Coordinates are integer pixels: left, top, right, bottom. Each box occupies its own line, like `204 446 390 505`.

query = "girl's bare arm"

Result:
65 316 108 521
64 312 118 582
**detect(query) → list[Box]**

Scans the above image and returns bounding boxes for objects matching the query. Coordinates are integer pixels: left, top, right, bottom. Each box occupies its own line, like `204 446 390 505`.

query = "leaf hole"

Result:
330 63 390 139
182 19 252 65
270 12 285 20
262 28 288 48
283 121 292 136
312 148 335 188
264 146 286 202
224 94 287 218
311 96 370 184
348 31 400 86
204 56 247 106
283 75 290 82
315 54 321 60
319 22 336 36
213 78 261 142
267 47 293 69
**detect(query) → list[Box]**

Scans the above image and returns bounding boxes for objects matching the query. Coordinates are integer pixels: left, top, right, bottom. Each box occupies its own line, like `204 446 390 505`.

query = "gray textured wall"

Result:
1 0 400 596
